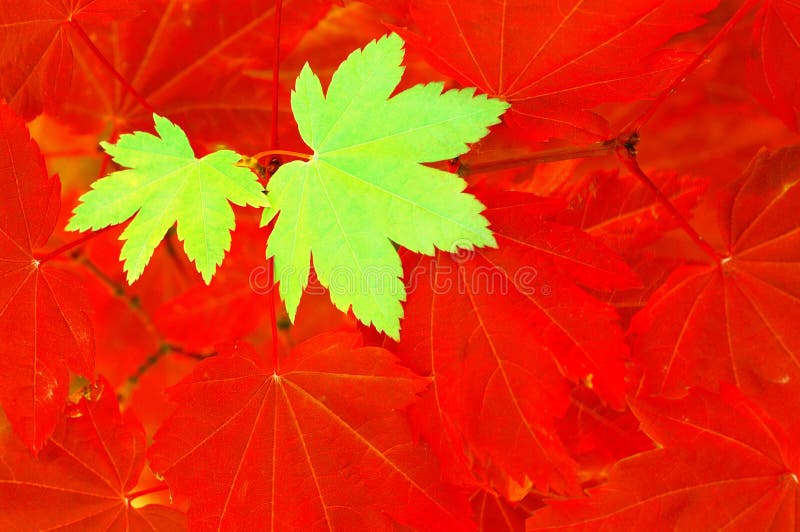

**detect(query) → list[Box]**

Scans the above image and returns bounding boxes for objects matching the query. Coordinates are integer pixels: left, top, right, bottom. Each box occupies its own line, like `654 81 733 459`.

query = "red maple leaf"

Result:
148 332 472 531
629 146 800 429
0 376 185 530
401 0 718 143
0 101 93 452
393 189 638 496
1 1 798 528
527 385 800 530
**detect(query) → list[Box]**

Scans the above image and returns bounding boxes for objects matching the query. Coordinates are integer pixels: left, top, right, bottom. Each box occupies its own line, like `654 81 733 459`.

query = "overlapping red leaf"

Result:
556 169 707 254
402 0 718 143
393 189 638 496
0 376 185 530
149 333 472 531
528 386 800 530
0 102 93 452
629 146 800 429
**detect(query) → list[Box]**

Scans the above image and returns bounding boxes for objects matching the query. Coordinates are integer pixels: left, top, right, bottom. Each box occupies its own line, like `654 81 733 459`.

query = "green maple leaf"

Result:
264 33 508 339
67 114 268 284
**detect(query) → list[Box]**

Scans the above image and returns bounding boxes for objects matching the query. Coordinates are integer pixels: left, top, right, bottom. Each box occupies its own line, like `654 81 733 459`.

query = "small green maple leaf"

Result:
67 114 268 284
264 33 508 339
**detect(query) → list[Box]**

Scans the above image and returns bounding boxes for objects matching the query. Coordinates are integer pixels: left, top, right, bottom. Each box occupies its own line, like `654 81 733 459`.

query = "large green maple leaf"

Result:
67 114 268 283
265 33 507 339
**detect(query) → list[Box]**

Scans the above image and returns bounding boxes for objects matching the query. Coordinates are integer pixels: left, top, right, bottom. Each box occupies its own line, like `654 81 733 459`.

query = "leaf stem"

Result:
68 20 157 115
35 226 113 264
252 149 312 161
126 345 170 386
125 344 215 387
616 147 722 265
74 255 214 390
76 254 158 335
457 140 617 176
624 0 761 132
127 484 170 503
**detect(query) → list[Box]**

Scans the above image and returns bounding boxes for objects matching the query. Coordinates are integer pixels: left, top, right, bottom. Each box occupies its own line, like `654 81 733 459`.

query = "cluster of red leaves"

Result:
1 0 799 530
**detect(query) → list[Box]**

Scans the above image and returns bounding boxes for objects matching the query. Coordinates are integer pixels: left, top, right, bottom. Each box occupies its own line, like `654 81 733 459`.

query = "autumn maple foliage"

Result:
1 0 799 530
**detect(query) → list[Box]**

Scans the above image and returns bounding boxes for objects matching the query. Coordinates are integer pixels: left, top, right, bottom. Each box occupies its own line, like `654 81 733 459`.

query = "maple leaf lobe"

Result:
67 113 269 285
266 32 508 339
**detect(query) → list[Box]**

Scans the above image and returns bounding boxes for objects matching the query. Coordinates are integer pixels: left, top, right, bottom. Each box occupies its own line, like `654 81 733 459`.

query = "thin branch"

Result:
457 140 619 177
76 255 214 389
76 254 158 335
35 226 113 264
126 345 170 386
252 149 312 161
616 147 722 265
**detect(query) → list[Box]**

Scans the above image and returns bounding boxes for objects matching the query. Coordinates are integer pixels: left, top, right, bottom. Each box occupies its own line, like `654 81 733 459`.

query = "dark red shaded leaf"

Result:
471 489 531 532
153 222 271 352
749 0 800 131
556 386 653 485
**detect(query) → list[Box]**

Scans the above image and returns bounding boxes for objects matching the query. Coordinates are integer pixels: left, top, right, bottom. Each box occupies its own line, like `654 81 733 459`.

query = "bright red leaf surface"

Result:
0 376 185 531
749 0 800 131
402 0 718 143
148 333 472 531
394 190 638 496
0 101 93 452
629 146 800 428
527 386 800 530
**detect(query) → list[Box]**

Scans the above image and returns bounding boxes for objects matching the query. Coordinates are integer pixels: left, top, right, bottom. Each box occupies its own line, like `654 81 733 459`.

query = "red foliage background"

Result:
1 0 798 530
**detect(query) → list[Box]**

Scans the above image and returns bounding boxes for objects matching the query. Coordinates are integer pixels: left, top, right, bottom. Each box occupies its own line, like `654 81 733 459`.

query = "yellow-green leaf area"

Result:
265 33 508 339
67 114 268 284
